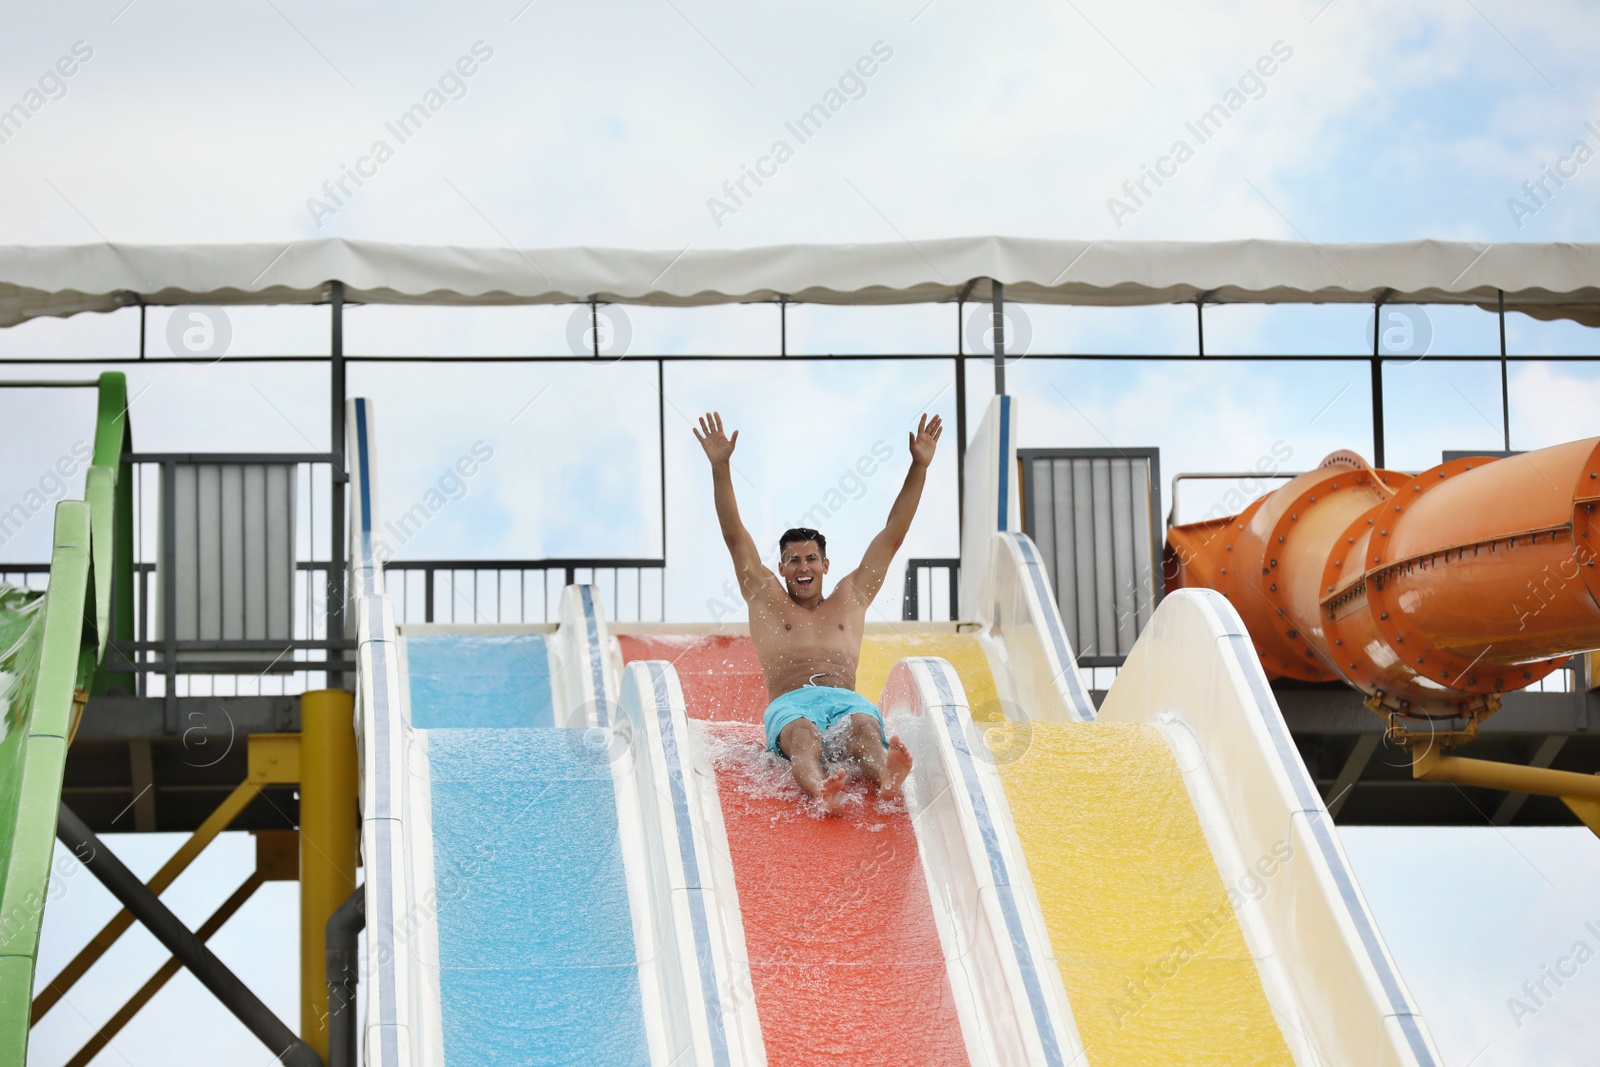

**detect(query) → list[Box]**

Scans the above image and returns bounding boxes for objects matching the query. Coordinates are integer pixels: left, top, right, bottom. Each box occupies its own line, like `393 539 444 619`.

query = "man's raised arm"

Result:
842 414 943 604
693 411 771 601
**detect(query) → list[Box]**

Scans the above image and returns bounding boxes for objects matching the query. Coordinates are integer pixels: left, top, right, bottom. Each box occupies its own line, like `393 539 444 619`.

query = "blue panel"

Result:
428 727 650 1066
407 634 554 728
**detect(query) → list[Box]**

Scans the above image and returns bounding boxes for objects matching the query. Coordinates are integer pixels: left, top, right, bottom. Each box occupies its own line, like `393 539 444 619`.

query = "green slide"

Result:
0 372 129 1063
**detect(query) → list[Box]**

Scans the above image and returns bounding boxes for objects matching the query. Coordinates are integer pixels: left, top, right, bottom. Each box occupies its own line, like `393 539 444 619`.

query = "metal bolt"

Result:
1270 559 1278 567
1334 560 1342 567
1380 612 1388 620
1269 584 1277 591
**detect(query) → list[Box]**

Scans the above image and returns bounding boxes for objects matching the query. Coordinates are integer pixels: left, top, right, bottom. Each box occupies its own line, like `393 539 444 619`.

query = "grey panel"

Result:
220 464 244 639
160 463 298 664
1023 449 1160 665
1109 459 1135 654
244 465 266 638
1072 459 1095 656
197 464 221 640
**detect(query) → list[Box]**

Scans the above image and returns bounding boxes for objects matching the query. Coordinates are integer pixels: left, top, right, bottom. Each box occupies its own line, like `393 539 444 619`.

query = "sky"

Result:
5 0 1600 1064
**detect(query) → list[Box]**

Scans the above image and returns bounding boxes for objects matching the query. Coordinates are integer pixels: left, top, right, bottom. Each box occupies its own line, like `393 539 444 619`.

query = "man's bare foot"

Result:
817 768 849 816
879 737 912 801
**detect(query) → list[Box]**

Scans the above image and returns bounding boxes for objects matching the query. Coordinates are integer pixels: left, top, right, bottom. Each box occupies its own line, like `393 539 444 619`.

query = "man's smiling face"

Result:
779 540 828 603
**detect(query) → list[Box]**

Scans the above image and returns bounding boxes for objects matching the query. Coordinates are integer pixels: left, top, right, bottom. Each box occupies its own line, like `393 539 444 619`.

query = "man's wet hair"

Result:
779 528 826 560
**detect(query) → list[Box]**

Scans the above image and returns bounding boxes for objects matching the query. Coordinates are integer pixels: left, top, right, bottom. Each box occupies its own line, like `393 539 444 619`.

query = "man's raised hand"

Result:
694 411 739 464
909 413 943 468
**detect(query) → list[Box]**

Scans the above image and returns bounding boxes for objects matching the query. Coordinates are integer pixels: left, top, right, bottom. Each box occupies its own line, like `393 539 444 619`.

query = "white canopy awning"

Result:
3 236 1598 328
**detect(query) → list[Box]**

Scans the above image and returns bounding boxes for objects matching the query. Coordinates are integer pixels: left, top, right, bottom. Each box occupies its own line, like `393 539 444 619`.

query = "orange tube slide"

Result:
1166 437 1600 717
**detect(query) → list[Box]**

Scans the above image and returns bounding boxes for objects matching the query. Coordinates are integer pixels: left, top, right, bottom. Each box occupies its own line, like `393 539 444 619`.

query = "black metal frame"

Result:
383 558 666 624
902 558 960 621
102 453 352 716
1019 447 1163 669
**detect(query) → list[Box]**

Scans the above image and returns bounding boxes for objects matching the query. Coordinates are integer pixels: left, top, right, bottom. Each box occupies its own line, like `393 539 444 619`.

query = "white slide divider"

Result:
956 394 1094 723
959 393 1021 619
978 532 1095 723
614 660 767 1067
882 656 1086 1067
1097 589 1444 1067
348 397 435 1067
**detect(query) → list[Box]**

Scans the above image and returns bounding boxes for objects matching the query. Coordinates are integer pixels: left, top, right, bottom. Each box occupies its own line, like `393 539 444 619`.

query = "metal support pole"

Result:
138 302 146 360
779 296 787 357
1196 296 1205 357
326 887 365 1067
300 689 359 1059
1371 293 1387 468
1499 289 1511 451
162 457 177 723
64 872 267 1067
590 298 600 358
955 348 967 551
329 281 347 688
991 280 1006 396
657 358 668 565
55 804 321 1067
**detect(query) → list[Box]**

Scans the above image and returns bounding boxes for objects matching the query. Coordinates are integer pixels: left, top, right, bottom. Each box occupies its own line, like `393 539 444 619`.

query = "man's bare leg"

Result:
778 719 848 814
845 714 912 801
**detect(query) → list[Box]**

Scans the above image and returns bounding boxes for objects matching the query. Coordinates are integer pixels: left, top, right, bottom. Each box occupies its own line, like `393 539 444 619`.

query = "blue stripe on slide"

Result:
647 662 732 1067
996 395 1011 532
1205 594 1436 1067
354 399 372 553
1009 534 1095 722
930 665 1065 1067
579 585 611 727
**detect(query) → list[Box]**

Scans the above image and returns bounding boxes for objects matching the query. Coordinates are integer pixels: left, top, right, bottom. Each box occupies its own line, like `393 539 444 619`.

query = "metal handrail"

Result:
902 558 960 621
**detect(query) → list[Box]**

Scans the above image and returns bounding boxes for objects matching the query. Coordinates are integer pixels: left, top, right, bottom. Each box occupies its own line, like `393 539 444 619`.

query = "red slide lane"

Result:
619 635 969 1067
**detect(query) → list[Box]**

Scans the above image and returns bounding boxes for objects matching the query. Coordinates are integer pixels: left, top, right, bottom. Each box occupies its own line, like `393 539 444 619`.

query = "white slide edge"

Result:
883 655 1087 1067
1096 587 1445 1067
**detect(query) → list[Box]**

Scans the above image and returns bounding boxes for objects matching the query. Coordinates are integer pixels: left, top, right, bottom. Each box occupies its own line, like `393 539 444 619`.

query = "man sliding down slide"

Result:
693 410 942 815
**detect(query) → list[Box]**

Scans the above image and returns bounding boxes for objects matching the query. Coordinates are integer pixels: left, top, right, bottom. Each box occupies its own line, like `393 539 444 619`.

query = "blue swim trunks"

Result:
763 685 888 757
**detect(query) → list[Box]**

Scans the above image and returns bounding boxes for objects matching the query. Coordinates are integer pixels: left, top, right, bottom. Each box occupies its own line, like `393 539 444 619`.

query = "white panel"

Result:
243 464 266 639
220 463 244 640
268 464 295 638
196 464 221 640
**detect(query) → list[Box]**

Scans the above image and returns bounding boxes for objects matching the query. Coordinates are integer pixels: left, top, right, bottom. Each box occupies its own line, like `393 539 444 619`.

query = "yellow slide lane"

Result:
858 631 1000 719
992 720 1293 1067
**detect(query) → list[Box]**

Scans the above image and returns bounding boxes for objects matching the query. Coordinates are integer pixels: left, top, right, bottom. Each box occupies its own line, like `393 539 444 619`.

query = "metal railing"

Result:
106 453 348 699
383 559 666 625
902 558 960 621
0 563 50 593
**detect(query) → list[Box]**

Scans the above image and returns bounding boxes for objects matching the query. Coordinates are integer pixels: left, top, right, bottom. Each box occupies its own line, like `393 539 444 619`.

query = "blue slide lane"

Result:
409 634 651 1066
407 633 556 728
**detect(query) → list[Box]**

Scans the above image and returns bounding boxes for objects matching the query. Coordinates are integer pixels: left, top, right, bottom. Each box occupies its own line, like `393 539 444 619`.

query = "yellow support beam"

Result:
62 831 299 1067
299 689 359 1059
1412 746 1600 838
31 734 301 1024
